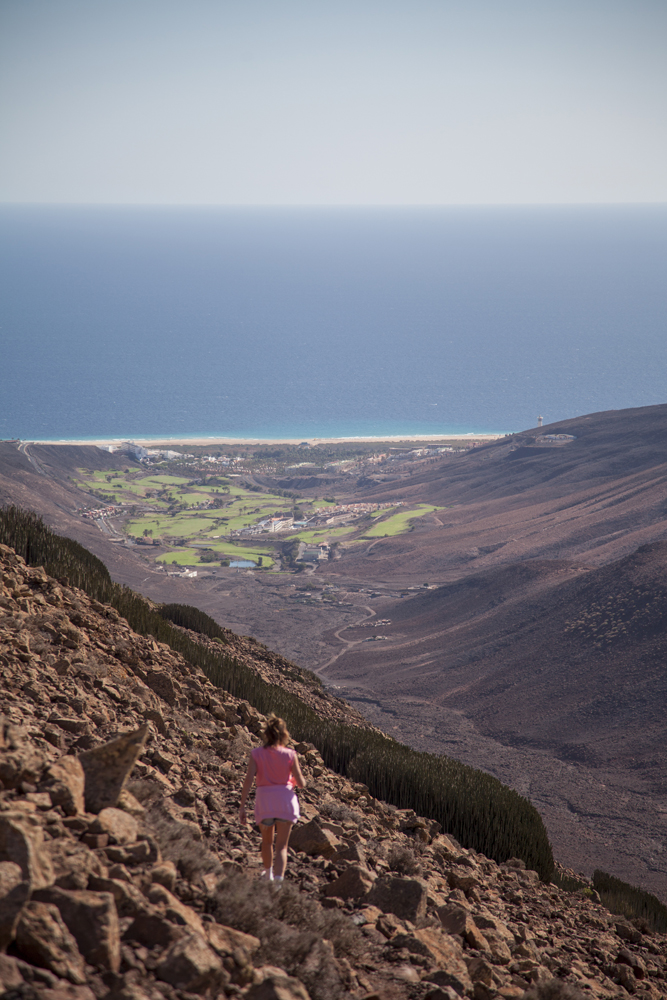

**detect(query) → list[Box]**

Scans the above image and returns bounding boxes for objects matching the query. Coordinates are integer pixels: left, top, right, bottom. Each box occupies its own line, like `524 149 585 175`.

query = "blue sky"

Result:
1 0 665 204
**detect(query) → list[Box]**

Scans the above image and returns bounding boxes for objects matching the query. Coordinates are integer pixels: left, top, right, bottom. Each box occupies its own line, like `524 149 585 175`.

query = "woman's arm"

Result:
291 754 306 789
239 755 257 825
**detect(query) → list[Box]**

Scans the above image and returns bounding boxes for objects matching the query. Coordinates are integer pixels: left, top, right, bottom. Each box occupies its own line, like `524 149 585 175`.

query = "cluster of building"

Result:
79 505 123 520
298 542 330 563
309 501 403 527
234 499 405 540
536 434 577 445
236 515 295 537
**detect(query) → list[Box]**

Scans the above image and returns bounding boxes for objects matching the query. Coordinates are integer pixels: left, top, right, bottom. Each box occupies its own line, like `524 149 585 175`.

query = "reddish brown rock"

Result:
0 860 30 951
87 875 152 918
155 929 224 992
0 718 44 790
32 886 121 973
123 839 154 864
50 839 107 892
322 864 374 901
90 807 138 845
367 875 429 922
41 758 85 816
0 811 54 890
447 867 480 893
245 965 312 1000
78 726 148 814
206 921 260 970
146 882 205 934
149 860 177 892
330 842 366 865
15 901 86 984
123 910 185 949
51 717 91 736
145 670 182 707
0 954 24 991
437 902 491 953
289 819 339 858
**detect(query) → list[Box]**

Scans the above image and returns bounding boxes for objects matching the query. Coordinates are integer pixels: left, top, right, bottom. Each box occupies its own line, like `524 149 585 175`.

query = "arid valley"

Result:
2 403 667 903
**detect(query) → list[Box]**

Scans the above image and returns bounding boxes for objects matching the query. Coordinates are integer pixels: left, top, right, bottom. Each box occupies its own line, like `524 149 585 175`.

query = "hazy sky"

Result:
1 0 665 205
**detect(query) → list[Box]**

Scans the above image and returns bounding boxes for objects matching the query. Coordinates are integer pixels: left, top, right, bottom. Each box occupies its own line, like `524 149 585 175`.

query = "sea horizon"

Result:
1 204 665 443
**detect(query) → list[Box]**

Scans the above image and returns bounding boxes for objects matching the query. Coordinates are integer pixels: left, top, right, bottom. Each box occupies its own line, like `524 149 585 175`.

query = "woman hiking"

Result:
239 715 306 882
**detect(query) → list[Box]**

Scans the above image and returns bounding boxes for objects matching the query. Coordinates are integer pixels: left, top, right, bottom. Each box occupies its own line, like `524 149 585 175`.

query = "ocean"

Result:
1 205 665 442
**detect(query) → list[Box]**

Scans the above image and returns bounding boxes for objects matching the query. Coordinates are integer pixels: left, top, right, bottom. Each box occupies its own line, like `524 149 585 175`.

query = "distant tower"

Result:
537 415 543 428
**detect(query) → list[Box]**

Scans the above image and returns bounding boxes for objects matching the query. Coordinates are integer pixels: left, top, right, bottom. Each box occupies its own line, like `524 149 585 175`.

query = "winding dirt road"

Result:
317 604 377 674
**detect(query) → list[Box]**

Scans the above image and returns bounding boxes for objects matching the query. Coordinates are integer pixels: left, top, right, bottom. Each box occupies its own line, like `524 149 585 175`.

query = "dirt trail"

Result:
317 604 376 673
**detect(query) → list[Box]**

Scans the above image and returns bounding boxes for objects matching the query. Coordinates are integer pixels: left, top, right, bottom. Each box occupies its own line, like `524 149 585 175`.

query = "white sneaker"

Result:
260 869 273 881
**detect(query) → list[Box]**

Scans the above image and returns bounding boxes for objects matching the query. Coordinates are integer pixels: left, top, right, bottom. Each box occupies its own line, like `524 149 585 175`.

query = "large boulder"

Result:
89 807 138 845
78 725 148 813
156 930 225 992
289 819 339 858
367 875 428 922
32 886 121 973
15 901 86 984
322 864 374 901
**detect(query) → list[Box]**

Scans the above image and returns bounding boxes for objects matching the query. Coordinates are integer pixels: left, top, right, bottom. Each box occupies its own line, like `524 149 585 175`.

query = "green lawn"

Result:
127 514 218 537
137 474 191 485
208 541 275 566
76 466 339 569
156 549 201 566
173 491 216 504
291 524 359 543
156 542 274 567
363 504 443 537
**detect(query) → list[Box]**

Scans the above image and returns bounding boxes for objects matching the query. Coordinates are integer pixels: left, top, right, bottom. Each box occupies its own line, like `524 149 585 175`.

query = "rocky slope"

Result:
171 623 374 730
1 542 667 1000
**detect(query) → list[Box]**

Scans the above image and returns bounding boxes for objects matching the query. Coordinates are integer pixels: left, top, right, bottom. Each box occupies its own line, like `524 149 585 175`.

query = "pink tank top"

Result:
251 745 297 788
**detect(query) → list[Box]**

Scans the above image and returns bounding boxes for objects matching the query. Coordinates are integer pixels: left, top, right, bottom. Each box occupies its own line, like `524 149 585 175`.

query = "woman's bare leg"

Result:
273 821 293 878
260 823 275 872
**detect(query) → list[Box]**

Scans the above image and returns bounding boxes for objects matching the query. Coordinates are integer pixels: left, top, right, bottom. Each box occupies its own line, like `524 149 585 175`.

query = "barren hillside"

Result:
2 543 667 1000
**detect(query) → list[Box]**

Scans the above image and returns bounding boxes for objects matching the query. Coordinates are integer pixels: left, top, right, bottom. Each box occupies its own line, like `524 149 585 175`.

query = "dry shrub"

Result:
212 872 363 1000
318 798 364 826
132 780 222 883
364 838 388 868
387 843 422 876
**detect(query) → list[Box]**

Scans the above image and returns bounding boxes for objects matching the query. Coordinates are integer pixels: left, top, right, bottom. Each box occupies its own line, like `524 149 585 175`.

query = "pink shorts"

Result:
254 785 300 826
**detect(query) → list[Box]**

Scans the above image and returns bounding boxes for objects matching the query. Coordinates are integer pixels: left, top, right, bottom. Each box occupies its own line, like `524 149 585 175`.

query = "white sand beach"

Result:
27 433 504 447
